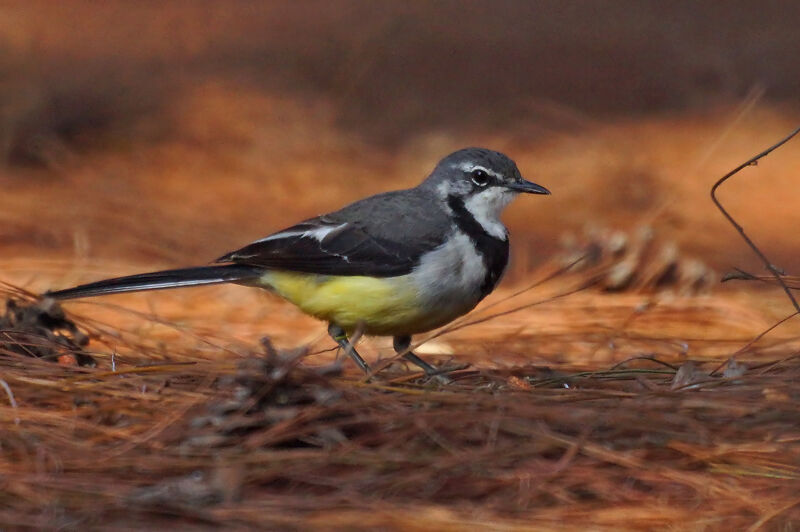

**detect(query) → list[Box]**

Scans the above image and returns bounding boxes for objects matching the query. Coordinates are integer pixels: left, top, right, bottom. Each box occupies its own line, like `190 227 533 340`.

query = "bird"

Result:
46 148 550 378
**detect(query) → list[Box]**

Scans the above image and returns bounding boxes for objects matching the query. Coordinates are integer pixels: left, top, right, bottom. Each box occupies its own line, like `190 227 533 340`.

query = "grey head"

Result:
419 147 550 239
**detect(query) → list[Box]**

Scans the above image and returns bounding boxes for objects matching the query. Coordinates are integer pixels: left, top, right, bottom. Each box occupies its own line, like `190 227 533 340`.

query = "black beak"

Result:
506 178 550 195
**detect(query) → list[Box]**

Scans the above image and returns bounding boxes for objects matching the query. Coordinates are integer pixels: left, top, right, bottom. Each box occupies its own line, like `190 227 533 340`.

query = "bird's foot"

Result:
420 362 469 384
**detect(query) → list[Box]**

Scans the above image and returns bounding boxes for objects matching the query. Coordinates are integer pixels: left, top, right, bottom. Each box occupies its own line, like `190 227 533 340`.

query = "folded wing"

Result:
216 215 443 277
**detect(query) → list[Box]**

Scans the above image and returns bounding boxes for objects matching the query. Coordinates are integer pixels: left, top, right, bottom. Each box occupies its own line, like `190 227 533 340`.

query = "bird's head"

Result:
421 148 550 237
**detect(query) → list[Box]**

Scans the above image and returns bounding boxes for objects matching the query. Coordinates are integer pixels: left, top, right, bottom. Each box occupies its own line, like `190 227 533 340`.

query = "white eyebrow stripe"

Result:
253 223 348 243
452 162 503 180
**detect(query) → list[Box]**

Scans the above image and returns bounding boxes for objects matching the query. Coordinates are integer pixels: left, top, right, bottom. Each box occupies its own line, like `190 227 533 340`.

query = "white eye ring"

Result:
471 169 490 187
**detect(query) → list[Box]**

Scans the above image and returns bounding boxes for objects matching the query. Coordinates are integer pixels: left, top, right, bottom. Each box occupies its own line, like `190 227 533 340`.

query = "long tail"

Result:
45 265 262 300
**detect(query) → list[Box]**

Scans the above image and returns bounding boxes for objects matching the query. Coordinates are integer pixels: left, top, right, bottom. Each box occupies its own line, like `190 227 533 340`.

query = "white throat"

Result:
462 188 514 240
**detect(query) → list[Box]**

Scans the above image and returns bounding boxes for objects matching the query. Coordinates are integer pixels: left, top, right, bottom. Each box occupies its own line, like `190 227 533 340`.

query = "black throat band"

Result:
447 195 510 298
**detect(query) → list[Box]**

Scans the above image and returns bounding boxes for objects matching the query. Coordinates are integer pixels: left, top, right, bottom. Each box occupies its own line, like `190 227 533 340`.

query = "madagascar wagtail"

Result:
47 148 550 377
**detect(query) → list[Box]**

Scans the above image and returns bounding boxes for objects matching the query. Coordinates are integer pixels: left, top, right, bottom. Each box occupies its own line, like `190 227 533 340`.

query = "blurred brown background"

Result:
2 0 799 282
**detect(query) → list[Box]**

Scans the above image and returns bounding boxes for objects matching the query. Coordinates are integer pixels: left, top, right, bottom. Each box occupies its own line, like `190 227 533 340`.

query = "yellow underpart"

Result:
256 270 442 335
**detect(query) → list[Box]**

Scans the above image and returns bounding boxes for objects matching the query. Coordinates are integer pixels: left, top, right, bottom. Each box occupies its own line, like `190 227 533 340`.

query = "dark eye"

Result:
471 169 490 187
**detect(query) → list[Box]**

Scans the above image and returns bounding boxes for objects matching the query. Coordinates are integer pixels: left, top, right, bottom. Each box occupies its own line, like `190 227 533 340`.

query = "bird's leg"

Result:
327 323 371 374
393 335 437 373
393 335 452 383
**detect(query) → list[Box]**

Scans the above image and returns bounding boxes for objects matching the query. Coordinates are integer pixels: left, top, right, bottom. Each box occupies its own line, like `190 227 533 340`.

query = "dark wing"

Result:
215 191 449 277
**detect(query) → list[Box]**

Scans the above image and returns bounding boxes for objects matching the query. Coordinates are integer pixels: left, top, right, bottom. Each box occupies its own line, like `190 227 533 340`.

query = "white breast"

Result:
410 230 488 316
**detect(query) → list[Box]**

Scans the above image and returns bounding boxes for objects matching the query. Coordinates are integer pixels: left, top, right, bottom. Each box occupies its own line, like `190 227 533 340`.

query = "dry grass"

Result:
2 276 800 530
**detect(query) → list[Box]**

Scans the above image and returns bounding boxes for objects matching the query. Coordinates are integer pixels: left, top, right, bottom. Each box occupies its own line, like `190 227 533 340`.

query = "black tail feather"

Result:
45 265 262 300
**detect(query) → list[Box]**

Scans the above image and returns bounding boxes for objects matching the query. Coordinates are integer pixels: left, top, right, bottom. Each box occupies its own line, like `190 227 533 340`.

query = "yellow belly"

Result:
253 270 472 336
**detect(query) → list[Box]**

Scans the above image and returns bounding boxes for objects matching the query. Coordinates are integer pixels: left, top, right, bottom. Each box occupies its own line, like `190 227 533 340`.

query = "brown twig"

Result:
710 126 800 313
